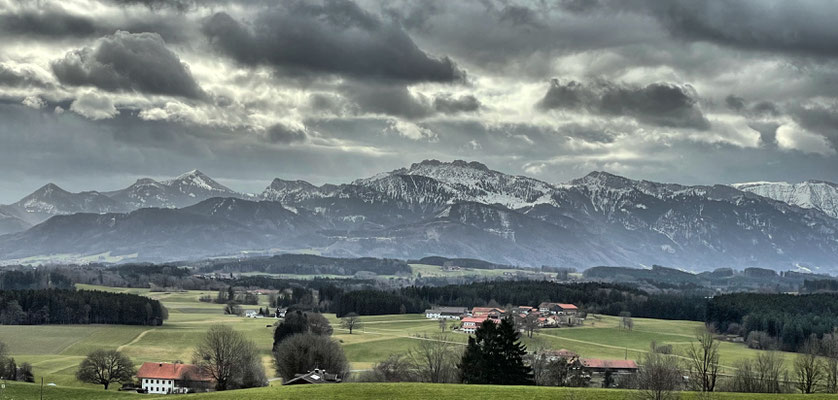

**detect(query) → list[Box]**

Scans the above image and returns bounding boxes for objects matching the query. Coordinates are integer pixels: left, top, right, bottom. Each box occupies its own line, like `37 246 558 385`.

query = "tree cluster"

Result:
708 292 838 351
272 310 347 382
0 289 167 325
193 325 266 391
0 341 33 383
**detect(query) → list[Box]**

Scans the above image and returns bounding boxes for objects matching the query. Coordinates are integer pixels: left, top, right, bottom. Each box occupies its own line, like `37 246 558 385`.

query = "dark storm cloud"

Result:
748 122 780 148
0 9 97 37
639 0 838 58
726 95 782 117
558 0 838 58
51 31 205 99
0 8 191 43
433 94 481 114
725 95 746 112
0 65 51 88
341 83 434 119
265 124 307 144
538 79 710 130
789 104 838 148
201 0 465 83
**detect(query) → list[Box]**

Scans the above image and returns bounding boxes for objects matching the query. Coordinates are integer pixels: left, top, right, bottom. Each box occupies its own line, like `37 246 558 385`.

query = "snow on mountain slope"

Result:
107 170 244 209
733 180 838 218
10 183 125 224
353 159 557 209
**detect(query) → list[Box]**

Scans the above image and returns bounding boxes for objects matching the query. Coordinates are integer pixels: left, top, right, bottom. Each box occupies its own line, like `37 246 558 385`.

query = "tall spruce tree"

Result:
459 317 533 385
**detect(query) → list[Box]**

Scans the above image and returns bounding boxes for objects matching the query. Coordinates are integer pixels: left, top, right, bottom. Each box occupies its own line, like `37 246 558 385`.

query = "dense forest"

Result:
0 289 167 325
327 281 708 320
199 254 413 276
707 292 838 351
0 270 74 290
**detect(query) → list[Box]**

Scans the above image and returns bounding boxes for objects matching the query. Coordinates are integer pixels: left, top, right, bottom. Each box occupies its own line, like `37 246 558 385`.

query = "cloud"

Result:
0 64 52 88
264 124 307 144
537 79 710 130
789 103 838 149
51 31 204 98
636 0 838 58
341 83 434 119
22 96 46 110
433 94 481 114
201 1 465 83
0 8 97 38
70 92 118 120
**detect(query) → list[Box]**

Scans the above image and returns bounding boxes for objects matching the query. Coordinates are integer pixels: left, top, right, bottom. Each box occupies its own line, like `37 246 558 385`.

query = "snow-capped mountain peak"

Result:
733 180 838 218
353 159 557 209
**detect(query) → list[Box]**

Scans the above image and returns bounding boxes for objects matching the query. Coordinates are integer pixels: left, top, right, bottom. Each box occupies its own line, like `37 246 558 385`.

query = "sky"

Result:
2 0 838 203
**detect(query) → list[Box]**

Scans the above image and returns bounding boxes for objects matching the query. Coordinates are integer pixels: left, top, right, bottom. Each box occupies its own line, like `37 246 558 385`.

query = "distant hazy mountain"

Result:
733 180 838 219
105 170 244 209
3 160 838 271
0 170 247 233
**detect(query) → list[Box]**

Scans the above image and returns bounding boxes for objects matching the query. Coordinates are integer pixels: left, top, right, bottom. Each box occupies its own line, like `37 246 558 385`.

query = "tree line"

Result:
707 292 838 351
199 254 413 276
0 289 167 326
326 281 707 320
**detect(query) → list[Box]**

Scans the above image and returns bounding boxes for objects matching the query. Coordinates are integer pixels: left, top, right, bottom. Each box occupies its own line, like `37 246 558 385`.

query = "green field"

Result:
3 381 837 400
0 283 803 394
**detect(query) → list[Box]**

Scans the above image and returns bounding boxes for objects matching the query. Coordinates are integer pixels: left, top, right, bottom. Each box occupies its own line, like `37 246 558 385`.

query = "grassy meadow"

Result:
4 381 838 400
0 279 803 395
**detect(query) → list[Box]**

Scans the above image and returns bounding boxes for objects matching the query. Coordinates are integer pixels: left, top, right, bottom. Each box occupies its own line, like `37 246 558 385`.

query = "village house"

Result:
424 306 469 320
460 316 489 334
538 302 579 315
282 368 342 385
470 307 505 320
542 348 578 361
573 358 638 387
137 362 213 394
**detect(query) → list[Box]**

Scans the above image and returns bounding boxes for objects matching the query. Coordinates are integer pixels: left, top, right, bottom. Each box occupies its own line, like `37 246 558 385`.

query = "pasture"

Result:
0 283 801 393
4 381 838 400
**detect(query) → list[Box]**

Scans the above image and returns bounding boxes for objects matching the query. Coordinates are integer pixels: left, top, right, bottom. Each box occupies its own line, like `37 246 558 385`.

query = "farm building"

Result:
137 362 213 394
424 306 469 319
283 369 342 385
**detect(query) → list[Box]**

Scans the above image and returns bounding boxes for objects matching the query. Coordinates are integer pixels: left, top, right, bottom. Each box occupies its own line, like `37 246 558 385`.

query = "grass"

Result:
4 381 838 400
2 284 804 393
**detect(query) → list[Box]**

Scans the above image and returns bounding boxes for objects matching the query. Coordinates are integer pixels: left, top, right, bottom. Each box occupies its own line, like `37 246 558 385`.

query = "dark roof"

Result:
579 359 638 369
283 369 342 385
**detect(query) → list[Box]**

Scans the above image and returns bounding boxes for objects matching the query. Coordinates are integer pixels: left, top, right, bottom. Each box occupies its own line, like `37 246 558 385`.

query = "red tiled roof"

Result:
137 362 213 382
579 359 638 369
557 303 578 310
461 316 489 324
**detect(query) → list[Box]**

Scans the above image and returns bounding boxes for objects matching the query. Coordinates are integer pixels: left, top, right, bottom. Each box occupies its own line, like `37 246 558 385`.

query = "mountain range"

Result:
2 160 838 271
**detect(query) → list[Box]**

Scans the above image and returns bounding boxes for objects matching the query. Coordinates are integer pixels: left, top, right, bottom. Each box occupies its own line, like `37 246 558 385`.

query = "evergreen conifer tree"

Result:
458 317 533 385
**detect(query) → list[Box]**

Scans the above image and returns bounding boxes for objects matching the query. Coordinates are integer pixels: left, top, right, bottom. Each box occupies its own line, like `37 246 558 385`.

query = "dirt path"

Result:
117 328 156 352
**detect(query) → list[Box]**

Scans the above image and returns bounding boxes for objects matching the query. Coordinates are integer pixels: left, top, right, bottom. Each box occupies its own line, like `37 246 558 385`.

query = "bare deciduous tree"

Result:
76 350 135 390
409 334 460 383
685 328 720 392
730 352 786 393
357 353 418 382
193 324 266 391
794 338 824 394
438 318 447 332
822 332 838 393
340 312 363 334
634 347 681 400
520 313 541 338
620 311 634 331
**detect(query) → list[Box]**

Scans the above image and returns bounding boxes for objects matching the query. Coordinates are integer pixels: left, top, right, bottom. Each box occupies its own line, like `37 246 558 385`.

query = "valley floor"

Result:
0 284 804 392
4 381 838 400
